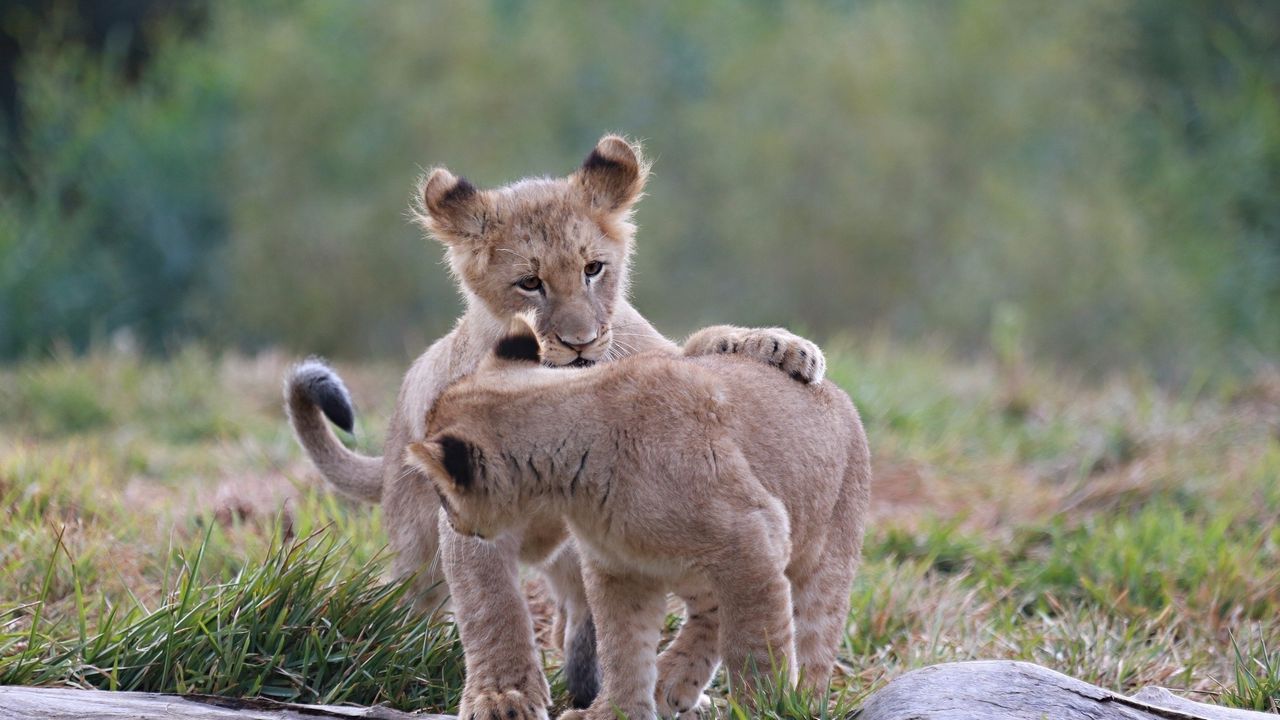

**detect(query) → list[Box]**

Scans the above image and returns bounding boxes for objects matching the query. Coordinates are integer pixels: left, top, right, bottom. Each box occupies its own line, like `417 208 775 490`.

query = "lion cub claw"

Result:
461 689 549 720
683 325 826 384
657 685 713 718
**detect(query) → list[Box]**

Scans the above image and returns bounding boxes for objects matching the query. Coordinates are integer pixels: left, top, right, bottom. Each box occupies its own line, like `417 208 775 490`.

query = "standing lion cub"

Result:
406 317 871 720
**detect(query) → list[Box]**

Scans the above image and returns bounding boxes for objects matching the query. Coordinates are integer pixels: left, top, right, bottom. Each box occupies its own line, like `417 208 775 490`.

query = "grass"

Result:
1 529 461 710
0 341 1276 715
1225 634 1280 713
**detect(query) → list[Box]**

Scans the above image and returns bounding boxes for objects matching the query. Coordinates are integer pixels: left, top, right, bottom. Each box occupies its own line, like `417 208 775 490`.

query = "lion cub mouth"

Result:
555 357 596 369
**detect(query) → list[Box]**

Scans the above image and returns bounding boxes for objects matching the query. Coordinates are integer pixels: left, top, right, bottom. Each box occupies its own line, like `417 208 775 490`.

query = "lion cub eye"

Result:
516 276 543 292
583 261 604 278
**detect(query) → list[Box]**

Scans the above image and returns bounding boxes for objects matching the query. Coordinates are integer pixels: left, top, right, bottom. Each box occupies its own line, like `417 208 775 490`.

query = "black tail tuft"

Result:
293 358 356 433
564 614 601 708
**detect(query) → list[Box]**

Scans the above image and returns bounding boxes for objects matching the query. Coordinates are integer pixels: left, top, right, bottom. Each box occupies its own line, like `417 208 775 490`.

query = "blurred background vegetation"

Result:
2 4 1279 710
2 0 1278 382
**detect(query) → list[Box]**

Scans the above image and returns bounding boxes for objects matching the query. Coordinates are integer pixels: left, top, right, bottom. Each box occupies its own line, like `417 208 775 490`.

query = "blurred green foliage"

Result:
1 18 230 356
0 345 237 440
1 0 1277 380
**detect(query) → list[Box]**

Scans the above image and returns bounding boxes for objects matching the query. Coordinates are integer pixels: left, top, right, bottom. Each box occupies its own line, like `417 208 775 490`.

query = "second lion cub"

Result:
406 318 870 720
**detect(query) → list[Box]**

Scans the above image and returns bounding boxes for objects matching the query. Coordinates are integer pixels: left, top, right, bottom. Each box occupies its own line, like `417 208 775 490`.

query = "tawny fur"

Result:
408 321 870 720
284 134 829 719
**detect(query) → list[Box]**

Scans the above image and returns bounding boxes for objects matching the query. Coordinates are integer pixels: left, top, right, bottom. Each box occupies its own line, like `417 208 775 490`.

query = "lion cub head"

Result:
415 134 649 367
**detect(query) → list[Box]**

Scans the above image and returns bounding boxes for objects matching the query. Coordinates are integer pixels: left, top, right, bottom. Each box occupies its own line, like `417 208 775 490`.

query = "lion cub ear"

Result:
491 314 543 365
406 435 476 492
573 134 649 213
417 167 491 244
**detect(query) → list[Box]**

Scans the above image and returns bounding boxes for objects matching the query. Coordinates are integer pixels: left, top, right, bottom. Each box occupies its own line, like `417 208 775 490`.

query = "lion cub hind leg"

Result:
789 552 857 694
712 561 796 700
559 566 667 720
384 467 449 614
705 508 797 701
792 447 870 692
540 541 602 708
655 581 721 717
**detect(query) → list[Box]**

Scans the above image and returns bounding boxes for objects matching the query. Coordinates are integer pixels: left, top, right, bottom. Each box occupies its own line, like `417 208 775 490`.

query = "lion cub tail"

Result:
284 359 384 503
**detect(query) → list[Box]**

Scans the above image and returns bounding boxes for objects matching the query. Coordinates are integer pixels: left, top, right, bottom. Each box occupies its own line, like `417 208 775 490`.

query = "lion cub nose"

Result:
557 332 598 352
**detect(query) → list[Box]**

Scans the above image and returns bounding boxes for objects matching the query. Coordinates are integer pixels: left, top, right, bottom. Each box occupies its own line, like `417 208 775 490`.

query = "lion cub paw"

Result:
655 661 714 716
685 693 713 716
657 690 712 718
684 325 826 384
656 689 712 718
461 689 549 720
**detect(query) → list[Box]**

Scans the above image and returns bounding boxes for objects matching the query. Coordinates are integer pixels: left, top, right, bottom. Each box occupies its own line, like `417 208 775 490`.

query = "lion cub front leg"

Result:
559 564 666 720
683 325 826 384
440 520 551 720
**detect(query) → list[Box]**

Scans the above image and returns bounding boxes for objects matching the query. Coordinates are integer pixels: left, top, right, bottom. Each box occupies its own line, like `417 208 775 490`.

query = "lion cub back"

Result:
681 353 864 552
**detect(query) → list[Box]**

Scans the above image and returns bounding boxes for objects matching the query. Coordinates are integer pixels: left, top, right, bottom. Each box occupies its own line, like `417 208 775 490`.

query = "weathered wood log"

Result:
856 661 1275 720
1130 687 1276 720
2 662 1273 718
0 685 441 720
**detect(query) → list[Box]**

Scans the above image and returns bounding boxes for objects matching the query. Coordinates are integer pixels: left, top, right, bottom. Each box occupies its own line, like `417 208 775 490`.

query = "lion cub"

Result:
405 318 870 720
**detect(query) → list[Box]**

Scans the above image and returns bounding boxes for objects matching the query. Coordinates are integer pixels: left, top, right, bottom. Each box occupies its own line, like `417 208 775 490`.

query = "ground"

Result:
0 340 1277 715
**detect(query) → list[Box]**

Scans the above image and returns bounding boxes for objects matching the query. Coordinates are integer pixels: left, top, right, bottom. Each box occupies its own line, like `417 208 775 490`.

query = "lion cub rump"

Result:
407 322 870 720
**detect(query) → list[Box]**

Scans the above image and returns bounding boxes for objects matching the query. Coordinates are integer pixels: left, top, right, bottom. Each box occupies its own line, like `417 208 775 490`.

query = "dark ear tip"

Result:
583 136 638 172
437 434 476 489
494 333 542 363
577 136 646 211
423 168 477 213
442 176 477 205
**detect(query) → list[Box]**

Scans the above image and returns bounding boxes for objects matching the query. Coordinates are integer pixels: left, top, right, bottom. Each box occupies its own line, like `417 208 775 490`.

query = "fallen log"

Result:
857 661 1275 720
0 685 436 720
1 661 1272 718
